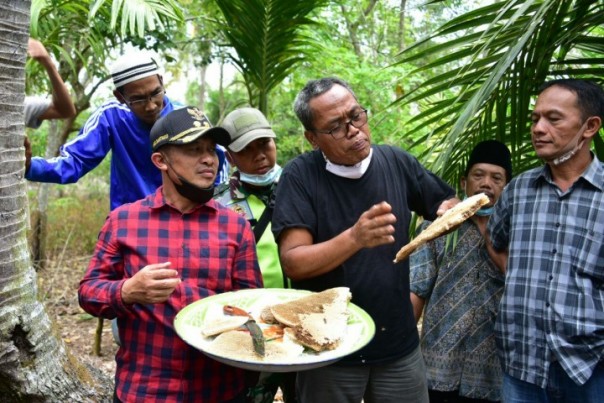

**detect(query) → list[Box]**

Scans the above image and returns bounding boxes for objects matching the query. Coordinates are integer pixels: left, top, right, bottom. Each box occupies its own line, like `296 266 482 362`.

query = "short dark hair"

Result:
538 79 604 122
293 77 358 131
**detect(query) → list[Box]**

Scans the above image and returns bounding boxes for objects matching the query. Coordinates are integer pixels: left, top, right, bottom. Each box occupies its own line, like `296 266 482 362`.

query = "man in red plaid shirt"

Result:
79 106 263 402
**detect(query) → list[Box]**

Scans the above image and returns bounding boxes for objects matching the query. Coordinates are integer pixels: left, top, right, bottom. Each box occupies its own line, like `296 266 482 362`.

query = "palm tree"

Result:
0 1 114 399
214 0 328 115
395 0 604 187
0 1 184 399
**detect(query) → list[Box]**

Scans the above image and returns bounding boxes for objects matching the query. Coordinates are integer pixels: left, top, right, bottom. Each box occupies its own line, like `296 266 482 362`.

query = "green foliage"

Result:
192 1 425 165
26 127 48 157
204 81 250 123
395 0 604 190
176 0 224 66
260 73 312 163
213 0 329 113
89 0 183 39
26 0 519 259
27 0 185 119
27 178 110 259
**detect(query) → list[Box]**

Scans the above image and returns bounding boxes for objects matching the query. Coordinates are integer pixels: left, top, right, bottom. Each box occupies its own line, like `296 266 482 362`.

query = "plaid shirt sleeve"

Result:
488 181 512 251
78 210 132 319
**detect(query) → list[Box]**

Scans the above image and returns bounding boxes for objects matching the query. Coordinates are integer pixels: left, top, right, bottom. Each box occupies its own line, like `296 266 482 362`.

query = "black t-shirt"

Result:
272 145 455 365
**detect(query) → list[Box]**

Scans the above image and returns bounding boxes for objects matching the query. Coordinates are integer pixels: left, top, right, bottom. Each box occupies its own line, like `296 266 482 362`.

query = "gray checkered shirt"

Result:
488 155 604 388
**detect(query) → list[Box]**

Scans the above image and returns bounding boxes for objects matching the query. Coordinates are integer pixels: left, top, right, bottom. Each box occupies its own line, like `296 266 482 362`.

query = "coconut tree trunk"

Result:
0 2 112 400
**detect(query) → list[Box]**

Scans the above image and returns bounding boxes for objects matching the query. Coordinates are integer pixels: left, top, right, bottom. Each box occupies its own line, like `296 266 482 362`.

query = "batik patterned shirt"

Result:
411 220 504 401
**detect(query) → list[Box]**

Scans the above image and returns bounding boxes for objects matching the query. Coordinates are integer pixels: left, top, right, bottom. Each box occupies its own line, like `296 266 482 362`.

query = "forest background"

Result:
26 0 604 263
29 0 456 261
1 0 603 400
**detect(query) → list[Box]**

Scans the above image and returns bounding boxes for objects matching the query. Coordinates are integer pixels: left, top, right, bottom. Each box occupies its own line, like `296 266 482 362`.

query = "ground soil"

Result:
38 256 118 380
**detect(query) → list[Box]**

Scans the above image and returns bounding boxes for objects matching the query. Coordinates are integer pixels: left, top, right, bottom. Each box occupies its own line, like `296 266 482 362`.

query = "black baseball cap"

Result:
150 107 230 151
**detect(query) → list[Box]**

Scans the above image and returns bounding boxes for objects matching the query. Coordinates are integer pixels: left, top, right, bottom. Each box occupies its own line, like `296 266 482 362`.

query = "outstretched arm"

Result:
278 201 397 281
28 38 76 121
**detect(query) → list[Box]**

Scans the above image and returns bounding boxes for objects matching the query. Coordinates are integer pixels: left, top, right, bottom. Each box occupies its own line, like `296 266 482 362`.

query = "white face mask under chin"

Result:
324 148 373 179
550 122 587 166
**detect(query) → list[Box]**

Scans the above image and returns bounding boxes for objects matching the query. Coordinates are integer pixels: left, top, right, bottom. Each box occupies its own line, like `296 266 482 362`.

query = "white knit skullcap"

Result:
110 51 161 88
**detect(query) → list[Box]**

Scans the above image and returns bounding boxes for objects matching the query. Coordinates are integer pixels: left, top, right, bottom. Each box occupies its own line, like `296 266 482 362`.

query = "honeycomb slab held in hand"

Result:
393 193 490 263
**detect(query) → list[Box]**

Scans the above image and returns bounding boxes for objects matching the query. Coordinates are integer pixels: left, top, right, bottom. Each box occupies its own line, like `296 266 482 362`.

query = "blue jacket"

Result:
26 97 228 210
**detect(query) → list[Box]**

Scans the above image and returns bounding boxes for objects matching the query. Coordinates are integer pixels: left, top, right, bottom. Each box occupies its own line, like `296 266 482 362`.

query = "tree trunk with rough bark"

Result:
398 0 407 51
0 2 112 401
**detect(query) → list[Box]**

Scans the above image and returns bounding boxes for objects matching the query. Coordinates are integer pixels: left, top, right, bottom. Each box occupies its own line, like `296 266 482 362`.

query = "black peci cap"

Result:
466 140 512 180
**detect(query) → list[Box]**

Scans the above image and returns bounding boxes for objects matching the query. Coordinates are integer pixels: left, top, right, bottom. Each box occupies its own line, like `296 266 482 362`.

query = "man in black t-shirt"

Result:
271 77 457 403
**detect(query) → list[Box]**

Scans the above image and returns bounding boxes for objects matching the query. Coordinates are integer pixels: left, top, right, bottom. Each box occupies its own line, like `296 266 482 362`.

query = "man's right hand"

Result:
349 201 397 249
279 201 397 281
121 262 181 305
27 38 50 62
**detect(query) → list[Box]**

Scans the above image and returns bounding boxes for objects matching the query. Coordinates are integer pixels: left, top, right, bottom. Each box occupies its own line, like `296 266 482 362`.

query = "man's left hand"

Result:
436 197 461 216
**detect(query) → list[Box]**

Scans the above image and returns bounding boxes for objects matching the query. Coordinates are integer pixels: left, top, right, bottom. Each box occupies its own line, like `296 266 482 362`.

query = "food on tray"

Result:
259 305 278 324
201 315 249 337
211 329 305 362
269 287 352 352
211 330 255 360
393 193 490 263
223 305 265 356
201 287 352 360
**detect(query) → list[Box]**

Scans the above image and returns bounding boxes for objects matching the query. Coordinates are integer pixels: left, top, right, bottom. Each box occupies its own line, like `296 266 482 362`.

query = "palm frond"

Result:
90 0 183 38
395 0 604 189
214 0 328 113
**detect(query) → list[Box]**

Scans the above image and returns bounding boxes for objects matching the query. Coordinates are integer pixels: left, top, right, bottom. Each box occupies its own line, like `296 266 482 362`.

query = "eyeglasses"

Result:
314 109 368 140
125 88 165 108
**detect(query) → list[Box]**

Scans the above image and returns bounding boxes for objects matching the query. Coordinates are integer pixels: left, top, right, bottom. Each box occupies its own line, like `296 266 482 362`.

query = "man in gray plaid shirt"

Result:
488 78 604 402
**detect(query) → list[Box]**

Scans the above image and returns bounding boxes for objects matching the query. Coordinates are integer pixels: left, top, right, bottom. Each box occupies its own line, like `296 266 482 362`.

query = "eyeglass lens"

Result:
129 89 165 106
330 109 368 139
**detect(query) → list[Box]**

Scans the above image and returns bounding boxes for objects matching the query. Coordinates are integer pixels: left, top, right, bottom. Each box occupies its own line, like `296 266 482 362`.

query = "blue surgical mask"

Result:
475 206 494 216
240 164 281 187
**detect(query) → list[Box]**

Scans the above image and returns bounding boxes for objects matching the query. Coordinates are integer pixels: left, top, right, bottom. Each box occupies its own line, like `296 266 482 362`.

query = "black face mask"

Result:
163 154 214 205
173 175 214 204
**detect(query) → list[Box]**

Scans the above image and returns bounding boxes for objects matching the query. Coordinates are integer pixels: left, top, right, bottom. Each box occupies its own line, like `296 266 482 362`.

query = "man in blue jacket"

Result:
25 51 228 211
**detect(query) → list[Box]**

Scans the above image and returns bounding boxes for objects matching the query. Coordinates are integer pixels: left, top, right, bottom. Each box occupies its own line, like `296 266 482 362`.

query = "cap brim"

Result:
228 128 276 152
159 126 230 150
202 127 231 147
